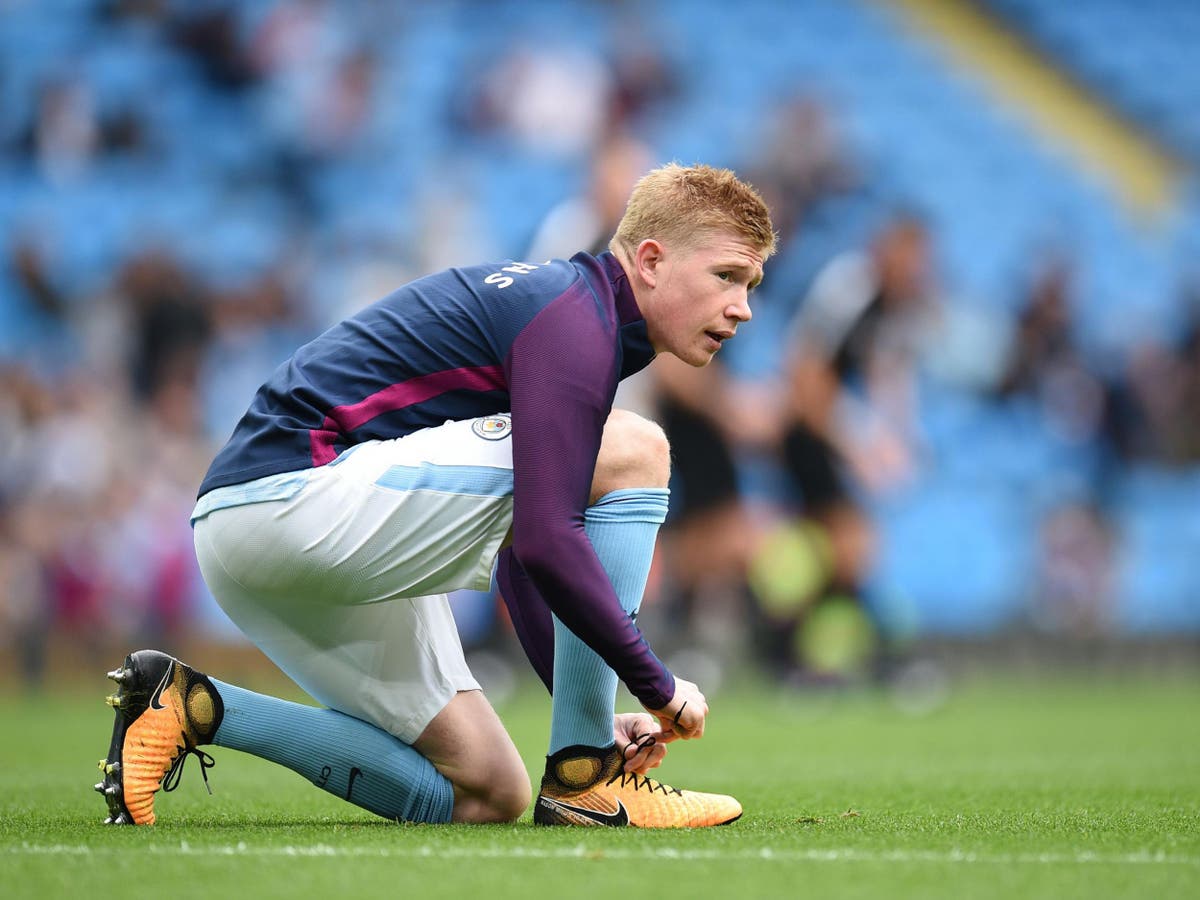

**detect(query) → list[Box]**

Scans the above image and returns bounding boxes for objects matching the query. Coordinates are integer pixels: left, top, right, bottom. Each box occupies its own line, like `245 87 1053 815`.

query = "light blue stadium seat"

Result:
871 480 1034 634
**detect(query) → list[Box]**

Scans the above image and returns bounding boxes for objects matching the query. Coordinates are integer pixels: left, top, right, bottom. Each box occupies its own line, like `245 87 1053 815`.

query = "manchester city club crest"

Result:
471 414 512 441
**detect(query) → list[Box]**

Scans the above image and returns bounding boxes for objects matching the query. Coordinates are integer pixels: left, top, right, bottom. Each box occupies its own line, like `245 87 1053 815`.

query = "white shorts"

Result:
192 415 515 744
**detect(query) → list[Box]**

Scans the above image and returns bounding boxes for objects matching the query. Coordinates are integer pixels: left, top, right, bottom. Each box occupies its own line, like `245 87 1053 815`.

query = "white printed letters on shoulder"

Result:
484 262 539 289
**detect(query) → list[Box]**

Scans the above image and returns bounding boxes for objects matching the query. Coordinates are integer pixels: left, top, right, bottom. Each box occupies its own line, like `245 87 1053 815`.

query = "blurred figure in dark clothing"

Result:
649 352 776 678
765 212 934 681
749 94 860 247
167 1 259 93
118 249 211 402
993 253 1115 636
1105 311 1200 467
0 496 50 686
997 256 1076 399
996 254 1107 446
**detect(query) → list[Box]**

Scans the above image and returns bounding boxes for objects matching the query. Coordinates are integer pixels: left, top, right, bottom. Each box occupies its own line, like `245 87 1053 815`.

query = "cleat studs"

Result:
97 759 106 770
105 762 121 776
105 785 120 797
94 782 106 794
104 694 123 708
106 667 131 684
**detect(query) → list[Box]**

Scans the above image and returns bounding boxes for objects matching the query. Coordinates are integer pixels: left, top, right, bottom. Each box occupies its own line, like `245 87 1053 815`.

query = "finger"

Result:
624 742 668 773
626 751 666 774
666 717 692 739
651 726 682 744
624 747 649 772
671 700 689 731
622 736 650 771
638 718 681 744
621 724 668 769
670 720 696 740
676 709 706 739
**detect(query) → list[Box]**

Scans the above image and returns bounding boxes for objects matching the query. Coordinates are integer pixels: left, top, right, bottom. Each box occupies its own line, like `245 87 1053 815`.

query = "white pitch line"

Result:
5 842 1199 867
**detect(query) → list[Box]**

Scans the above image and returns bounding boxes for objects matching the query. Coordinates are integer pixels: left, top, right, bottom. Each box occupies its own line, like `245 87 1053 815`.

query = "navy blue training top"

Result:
198 250 674 709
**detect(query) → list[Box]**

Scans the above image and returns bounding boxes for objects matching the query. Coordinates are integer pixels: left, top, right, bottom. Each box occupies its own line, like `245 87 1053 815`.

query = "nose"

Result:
727 292 752 324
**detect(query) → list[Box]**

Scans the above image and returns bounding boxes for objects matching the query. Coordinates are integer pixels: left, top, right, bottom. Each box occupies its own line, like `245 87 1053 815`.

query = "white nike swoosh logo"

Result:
539 796 629 826
149 662 175 711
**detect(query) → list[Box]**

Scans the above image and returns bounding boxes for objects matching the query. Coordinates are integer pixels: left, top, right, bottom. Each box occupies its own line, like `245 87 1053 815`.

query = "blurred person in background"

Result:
646 351 772 681
1 233 223 677
757 211 934 683
995 253 1108 448
1029 501 1116 636
1105 298 1200 468
993 252 1117 636
167 0 260 95
0 369 119 677
0 495 49 687
456 41 614 159
0 365 54 687
747 94 860 249
526 132 653 260
21 75 99 185
119 249 212 403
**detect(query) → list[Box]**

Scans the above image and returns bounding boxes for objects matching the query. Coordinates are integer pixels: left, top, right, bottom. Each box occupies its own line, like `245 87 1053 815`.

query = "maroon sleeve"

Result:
495 548 554 692
504 281 675 710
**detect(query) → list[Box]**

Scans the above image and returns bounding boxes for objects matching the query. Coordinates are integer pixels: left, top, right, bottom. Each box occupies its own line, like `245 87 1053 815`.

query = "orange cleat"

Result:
95 650 223 825
533 744 742 828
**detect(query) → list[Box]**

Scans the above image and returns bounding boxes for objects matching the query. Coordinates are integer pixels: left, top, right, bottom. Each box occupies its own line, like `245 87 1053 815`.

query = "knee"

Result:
455 761 531 824
489 765 532 822
592 409 671 501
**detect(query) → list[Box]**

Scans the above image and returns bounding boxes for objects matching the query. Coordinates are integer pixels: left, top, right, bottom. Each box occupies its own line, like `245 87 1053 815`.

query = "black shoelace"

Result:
621 729 660 761
614 732 682 796
605 769 683 796
162 745 216 795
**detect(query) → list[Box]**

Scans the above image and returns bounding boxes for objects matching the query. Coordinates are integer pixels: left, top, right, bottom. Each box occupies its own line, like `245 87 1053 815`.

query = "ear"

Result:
633 239 665 288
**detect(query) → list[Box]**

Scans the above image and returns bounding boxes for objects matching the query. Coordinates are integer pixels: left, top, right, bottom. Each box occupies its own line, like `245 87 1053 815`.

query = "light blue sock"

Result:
548 488 670 754
210 679 454 823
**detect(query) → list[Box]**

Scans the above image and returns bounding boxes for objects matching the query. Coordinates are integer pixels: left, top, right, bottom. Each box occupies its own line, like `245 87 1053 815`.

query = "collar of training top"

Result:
596 250 643 328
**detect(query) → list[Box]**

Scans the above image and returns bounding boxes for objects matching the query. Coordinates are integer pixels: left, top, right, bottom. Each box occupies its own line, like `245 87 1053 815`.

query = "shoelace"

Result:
605 769 683 796
621 730 660 761
161 745 216 795
613 733 683 797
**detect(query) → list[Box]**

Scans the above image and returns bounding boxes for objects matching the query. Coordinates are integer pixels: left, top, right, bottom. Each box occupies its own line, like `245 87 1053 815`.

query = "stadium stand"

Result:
1 0 1196 662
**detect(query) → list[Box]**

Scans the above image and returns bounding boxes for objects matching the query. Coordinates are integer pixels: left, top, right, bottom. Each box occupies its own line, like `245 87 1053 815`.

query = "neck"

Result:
611 247 649 315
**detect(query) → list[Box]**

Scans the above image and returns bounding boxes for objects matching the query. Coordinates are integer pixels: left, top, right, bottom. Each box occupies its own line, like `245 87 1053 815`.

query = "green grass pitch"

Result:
3 672 1197 899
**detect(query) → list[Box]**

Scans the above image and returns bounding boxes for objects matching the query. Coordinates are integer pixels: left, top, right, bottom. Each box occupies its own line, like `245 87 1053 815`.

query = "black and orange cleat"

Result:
533 744 742 828
95 650 223 825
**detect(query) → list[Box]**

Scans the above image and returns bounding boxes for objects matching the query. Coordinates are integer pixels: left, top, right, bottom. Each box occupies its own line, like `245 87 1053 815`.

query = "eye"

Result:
716 271 733 282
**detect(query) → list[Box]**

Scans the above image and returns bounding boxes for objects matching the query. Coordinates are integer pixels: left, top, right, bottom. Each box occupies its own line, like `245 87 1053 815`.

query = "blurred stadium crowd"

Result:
2 0 1198 686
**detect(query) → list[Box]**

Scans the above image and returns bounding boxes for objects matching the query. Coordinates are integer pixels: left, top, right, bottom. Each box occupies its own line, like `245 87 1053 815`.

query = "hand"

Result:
643 677 708 740
613 712 678 774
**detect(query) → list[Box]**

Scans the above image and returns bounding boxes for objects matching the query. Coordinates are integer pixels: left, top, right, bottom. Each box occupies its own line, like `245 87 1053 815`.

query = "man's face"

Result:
641 230 765 367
